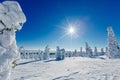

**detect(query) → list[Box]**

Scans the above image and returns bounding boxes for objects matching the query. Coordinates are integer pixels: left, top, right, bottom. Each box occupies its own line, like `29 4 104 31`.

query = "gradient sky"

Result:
1 0 120 50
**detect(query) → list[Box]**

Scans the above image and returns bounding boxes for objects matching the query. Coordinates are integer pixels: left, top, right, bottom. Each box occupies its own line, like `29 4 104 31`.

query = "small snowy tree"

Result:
79 47 83 56
105 47 108 53
43 45 50 60
19 46 25 59
56 46 65 60
61 49 65 60
38 50 42 60
80 47 82 53
101 48 105 55
105 47 109 57
93 47 97 56
67 51 72 57
56 46 60 60
0 1 26 80
101 48 104 53
107 27 120 58
73 49 77 57
85 42 93 57
69 51 72 57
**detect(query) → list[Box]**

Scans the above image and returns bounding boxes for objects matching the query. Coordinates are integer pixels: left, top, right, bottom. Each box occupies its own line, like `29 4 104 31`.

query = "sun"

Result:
69 27 74 33
59 21 80 39
68 26 75 35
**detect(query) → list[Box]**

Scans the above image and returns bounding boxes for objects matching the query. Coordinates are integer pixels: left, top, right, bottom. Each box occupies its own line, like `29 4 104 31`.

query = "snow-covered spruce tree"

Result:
67 51 72 57
61 49 65 60
43 45 50 60
75 49 77 56
93 47 97 56
80 47 82 53
107 27 120 58
38 50 42 60
0 1 26 80
85 42 93 57
40 51 44 60
79 47 83 56
101 48 105 55
105 47 109 57
56 46 61 60
73 49 77 57
69 51 72 57
56 46 65 60
19 46 25 59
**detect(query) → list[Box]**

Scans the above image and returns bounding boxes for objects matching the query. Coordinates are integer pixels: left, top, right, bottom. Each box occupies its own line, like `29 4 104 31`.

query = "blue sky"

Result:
2 0 120 50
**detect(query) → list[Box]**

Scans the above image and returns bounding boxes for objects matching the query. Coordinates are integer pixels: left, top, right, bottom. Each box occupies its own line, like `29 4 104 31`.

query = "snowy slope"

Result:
11 57 120 80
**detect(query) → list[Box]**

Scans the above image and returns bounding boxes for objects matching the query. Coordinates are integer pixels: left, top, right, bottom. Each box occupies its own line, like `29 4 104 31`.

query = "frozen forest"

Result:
16 27 120 80
0 0 120 80
19 27 120 60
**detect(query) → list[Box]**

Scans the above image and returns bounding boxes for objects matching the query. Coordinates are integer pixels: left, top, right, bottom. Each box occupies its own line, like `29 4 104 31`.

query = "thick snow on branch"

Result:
0 1 26 80
107 27 120 58
0 1 26 32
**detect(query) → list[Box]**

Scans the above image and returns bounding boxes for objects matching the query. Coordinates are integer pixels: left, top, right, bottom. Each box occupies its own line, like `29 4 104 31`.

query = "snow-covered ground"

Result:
11 57 120 80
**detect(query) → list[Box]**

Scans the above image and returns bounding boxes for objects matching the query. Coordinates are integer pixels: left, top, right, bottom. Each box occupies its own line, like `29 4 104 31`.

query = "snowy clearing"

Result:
11 57 120 80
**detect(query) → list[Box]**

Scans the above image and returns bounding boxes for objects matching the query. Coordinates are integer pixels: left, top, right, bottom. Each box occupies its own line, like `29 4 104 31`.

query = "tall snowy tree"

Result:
107 27 120 58
0 1 26 80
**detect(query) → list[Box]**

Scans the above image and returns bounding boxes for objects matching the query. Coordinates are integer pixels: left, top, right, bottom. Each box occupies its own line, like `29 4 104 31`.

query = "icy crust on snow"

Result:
11 57 120 80
0 1 26 80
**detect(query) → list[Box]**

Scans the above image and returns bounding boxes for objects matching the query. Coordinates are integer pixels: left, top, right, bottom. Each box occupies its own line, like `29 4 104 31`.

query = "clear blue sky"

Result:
2 0 120 50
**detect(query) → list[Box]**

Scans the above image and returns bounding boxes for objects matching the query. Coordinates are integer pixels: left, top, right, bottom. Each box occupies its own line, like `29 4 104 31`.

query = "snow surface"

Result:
11 57 120 80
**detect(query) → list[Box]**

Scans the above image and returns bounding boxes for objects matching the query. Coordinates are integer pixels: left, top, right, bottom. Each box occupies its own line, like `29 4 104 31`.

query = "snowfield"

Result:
11 57 120 80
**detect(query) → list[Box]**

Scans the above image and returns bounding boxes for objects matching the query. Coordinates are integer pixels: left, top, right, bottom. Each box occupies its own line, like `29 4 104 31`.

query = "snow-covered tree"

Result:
43 45 50 60
101 48 104 53
37 51 43 60
93 47 97 56
105 47 108 53
99 48 105 55
56 46 60 60
19 46 25 59
56 46 65 60
79 47 83 56
69 51 72 57
67 51 72 57
73 49 77 57
80 47 82 53
38 50 42 60
107 27 120 58
0 1 26 80
85 42 93 57
105 47 109 57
